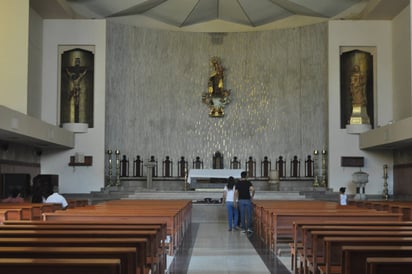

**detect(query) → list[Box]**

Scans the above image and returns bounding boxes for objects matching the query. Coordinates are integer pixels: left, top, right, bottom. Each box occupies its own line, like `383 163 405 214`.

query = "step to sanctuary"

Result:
125 190 307 201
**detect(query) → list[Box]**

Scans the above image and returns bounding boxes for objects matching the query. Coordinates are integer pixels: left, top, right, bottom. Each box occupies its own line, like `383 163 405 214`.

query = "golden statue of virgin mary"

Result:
202 57 231 117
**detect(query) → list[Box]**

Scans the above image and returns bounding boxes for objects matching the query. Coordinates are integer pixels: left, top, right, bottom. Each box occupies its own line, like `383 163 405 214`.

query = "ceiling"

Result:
31 0 410 32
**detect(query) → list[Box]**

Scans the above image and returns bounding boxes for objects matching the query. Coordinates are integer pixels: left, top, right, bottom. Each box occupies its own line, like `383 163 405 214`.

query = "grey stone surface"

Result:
105 23 328 173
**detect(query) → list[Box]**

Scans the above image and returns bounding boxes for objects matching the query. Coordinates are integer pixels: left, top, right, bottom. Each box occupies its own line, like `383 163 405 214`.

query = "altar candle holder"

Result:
382 164 389 200
115 150 121 186
320 149 327 187
313 150 319 187
107 150 113 187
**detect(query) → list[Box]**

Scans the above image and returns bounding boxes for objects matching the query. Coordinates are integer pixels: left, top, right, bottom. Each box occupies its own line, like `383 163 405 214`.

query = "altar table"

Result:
187 169 243 184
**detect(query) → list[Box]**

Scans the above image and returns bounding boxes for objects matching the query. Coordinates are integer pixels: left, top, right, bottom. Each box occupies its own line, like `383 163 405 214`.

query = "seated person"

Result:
44 186 68 209
1 189 24 203
31 185 45 203
339 187 347 206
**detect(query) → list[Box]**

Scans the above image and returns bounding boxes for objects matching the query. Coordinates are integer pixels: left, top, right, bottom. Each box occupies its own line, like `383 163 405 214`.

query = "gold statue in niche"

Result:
202 57 231 117
349 63 370 125
350 65 367 106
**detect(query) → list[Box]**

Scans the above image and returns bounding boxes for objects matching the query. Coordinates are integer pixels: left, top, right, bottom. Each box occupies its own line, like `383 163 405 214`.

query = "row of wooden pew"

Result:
253 200 412 274
348 200 412 220
0 199 192 274
0 199 89 221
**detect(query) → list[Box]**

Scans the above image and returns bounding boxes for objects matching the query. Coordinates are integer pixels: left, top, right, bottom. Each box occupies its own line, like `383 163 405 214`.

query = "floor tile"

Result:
168 222 292 274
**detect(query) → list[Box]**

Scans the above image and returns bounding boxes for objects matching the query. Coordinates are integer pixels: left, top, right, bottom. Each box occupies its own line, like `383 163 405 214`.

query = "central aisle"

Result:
168 222 292 274
188 223 269 273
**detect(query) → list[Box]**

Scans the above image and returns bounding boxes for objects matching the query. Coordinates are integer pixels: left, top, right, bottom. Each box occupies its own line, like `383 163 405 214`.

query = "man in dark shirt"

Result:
235 171 255 233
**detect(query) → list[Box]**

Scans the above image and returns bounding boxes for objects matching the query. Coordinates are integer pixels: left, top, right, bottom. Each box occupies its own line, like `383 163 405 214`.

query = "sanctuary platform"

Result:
111 175 317 191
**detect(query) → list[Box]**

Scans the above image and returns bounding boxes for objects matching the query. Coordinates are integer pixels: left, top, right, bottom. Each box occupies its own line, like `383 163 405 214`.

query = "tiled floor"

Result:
168 222 292 274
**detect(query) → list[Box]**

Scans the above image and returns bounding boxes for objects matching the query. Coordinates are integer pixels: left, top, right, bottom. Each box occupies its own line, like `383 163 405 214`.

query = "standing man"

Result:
235 171 255 234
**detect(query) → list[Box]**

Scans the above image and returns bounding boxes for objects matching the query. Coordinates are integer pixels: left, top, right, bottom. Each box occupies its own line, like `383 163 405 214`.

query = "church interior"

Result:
1 0 412 273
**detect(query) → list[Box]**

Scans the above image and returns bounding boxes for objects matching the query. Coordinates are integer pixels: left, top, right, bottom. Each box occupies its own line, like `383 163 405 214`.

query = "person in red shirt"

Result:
1 189 24 203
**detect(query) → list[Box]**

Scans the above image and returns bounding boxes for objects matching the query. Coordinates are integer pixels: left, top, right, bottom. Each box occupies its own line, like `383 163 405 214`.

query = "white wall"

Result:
40 20 106 193
0 0 29 113
328 20 394 195
392 5 411 121
28 8 43 119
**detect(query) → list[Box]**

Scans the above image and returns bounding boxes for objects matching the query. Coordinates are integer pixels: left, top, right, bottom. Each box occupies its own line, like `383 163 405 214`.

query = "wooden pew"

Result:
366 257 412 274
0 221 168 273
67 199 89 208
0 208 22 222
349 200 412 221
0 229 163 274
2 199 190 273
252 202 404 272
0 237 149 274
252 200 402 253
317 236 412 274
291 221 412 273
96 199 192 232
340 245 412 274
41 199 192 255
42 211 180 255
0 257 122 274
0 199 188 274
0 203 61 220
306 230 412 274
270 209 402 254
253 200 341 243
289 220 412 272
254 201 410 274
54 199 191 234
0 246 137 274
0 204 34 220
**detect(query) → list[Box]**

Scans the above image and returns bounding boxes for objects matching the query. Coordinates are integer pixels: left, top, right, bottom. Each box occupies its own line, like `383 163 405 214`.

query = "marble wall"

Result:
105 22 328 174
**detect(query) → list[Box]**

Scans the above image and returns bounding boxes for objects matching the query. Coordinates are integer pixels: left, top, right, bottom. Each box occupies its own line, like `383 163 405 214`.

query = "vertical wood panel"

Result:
394 164 412 197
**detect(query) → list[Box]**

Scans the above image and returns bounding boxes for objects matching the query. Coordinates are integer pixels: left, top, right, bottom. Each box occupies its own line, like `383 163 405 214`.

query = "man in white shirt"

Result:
45 186 68 209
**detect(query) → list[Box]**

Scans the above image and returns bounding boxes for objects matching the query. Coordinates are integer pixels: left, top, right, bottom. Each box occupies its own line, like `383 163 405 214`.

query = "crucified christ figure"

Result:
65 57 88 122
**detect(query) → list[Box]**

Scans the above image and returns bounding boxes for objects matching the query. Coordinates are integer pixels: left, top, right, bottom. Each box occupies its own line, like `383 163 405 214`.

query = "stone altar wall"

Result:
105 22 328 171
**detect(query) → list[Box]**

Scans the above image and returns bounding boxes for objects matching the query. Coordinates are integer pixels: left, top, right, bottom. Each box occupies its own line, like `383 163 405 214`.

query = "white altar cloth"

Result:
187 169 243 183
